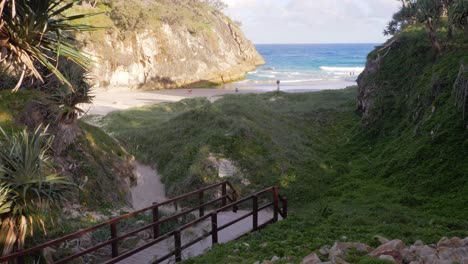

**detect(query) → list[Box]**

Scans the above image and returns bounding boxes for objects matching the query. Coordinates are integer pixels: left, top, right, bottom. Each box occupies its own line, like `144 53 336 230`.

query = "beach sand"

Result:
83 79 355 116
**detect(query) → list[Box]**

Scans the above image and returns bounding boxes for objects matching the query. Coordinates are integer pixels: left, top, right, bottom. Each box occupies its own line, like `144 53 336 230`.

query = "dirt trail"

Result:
130 162 167 210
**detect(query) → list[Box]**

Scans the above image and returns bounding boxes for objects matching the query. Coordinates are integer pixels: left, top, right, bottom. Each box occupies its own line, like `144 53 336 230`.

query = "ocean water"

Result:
235 43 378 91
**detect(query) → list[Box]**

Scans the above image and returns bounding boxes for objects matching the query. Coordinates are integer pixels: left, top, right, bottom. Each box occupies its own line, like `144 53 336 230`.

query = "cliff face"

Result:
82 5 264 89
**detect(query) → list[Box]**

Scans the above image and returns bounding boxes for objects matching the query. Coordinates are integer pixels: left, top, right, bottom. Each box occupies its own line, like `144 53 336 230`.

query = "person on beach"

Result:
235 87 239 93
276 80 280 92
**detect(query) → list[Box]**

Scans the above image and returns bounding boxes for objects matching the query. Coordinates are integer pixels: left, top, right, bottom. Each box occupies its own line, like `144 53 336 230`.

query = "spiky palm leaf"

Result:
0 125 73 255
0 184 12 215
0 0 95 91
449 0 468 31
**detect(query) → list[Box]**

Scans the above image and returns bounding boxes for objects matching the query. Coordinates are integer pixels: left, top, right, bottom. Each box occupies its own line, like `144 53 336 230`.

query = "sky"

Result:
223 0 402 44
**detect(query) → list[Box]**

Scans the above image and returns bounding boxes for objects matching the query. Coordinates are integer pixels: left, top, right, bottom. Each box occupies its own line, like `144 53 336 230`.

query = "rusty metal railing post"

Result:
198 189 204 217
233 190 238 213
110 222 119 258
211 212 218 245
174 229 182 262
221 182 227 208
281 196 288 219
252 195 258 231
273 186 279 223
152 202 159 239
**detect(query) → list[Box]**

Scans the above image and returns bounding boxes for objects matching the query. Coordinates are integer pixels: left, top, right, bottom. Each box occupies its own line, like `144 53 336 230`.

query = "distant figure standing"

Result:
235 87 239 93
276 80 280 92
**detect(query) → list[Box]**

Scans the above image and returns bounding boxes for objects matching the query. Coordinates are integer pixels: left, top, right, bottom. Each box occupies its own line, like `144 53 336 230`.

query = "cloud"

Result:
223 0 401 44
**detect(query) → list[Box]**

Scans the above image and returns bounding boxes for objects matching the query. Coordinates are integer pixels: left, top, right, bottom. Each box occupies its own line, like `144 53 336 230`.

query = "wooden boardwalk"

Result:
118 210 276 264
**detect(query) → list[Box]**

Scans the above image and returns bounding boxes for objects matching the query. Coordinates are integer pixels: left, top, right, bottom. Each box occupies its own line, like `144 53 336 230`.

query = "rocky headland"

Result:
77 0 264 89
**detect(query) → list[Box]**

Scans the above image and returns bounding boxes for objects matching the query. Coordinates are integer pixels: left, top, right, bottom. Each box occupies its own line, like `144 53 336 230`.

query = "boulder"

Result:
437 237 464 248
414 240 424 247
319 245 331 255
379 255 397 263
271 256 280 262
437 246 468 262
412 245 437 257
329 242 371 263
401 248 418 263
420 255 452 264
463 237 468 247
301 253 322 264
369 239 406 261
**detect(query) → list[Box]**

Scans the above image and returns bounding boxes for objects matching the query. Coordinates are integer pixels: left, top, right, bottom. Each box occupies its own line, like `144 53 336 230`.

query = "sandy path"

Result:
130 162 167 210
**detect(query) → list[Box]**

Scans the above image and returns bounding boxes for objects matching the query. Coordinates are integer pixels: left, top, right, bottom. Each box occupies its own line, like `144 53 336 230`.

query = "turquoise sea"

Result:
235 43 378 90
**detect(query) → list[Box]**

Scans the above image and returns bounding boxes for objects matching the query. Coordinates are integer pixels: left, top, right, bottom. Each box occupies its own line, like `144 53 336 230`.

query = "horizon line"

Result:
253 42 382 45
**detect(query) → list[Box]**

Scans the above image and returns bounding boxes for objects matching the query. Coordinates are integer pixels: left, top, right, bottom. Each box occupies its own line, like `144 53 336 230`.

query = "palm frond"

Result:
1 0 96 90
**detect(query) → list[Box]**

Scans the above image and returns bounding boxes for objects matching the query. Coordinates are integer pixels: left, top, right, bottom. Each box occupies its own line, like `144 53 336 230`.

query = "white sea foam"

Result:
257 74 277 78
281 79 323 83
320 66 365 73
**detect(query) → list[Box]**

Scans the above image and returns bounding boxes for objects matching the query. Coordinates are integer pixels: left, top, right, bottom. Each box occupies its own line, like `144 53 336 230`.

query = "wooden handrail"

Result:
1 182 286 264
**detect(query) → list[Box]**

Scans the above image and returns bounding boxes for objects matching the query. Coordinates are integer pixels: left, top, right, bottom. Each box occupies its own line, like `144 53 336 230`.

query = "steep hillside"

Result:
0 91 135 210
71 0 264 89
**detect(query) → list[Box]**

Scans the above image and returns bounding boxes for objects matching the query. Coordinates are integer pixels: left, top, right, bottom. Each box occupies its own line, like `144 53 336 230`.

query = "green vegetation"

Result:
0 91 38 129
87 0 219 35
0 0 94 90
102 25 468 263
385 0 468 53
102 89 356 197
68 121 135 209
0 89 135 257
0 126 73 256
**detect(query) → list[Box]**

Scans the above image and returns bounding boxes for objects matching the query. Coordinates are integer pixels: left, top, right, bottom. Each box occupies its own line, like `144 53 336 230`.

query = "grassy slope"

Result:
102 88 356 198
101 27 467 263
0 90 134 210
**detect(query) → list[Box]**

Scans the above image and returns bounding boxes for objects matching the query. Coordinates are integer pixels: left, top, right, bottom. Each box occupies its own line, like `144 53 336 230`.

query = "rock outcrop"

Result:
300 236 468 264
356 37 401 126
81 2 264 89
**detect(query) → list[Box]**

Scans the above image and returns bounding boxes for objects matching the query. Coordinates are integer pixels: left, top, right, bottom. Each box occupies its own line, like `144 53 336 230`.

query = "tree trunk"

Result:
426 19 441 54
52 111 81 155
447 24 453 40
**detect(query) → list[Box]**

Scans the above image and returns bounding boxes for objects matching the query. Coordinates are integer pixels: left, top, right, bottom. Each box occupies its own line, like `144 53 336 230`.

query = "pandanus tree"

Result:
0 0 93 90
384 1 417 36
414 0 444 54
0 0 90 256
0 126 72 257
0 0 96 153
